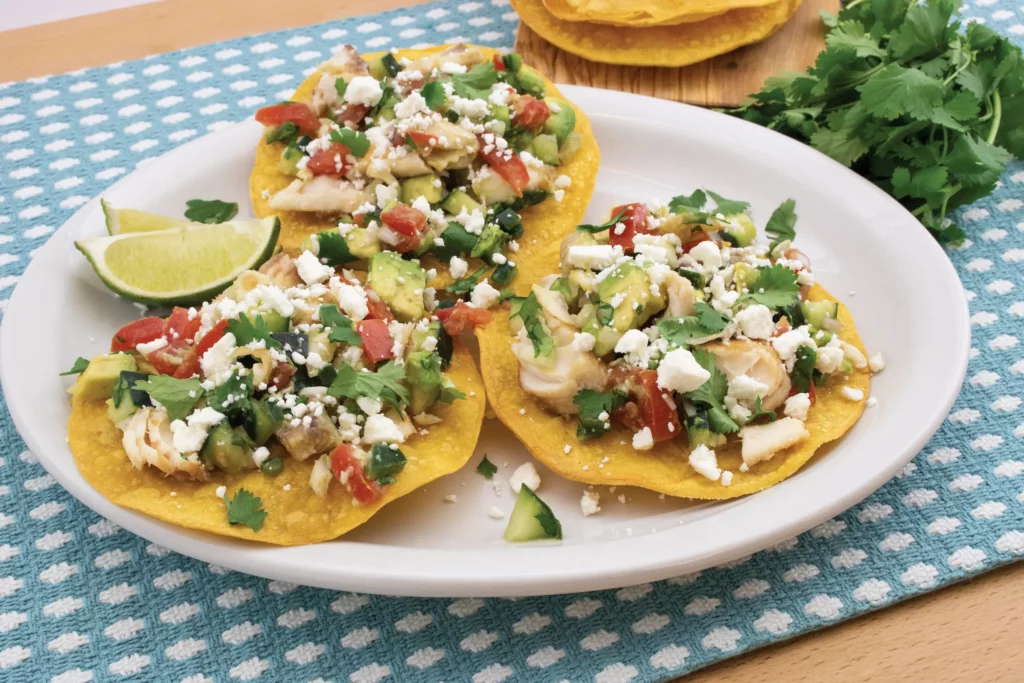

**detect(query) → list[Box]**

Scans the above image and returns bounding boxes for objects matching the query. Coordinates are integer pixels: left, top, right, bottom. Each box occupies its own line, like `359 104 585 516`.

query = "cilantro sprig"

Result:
729 0 1024 244
328 361 409 411
576 208 627 233
330 127 370 157
476 455 498 478
319 304 362 346
131 376 205 421
228 313 282 349
738 265 800 309
657 302 729 347
446 266 487 296
682 349 739 434
420 80 446 110
184 199 238 224
60 357 90 376
510 291 554 358
764 198 797 251
573 389 625 440
225 489 267 532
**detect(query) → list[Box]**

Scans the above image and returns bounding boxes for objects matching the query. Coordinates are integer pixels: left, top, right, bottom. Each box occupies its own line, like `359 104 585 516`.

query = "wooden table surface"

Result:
2 1 1022 681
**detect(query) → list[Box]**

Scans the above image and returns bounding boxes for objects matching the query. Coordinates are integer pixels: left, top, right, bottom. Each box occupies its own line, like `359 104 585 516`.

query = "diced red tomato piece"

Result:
335 103 371 127
172 319 229 379
356 319 395 363
608 203 652 253
512 95 550 131
330 444 382 505
255 102 320 136
164 307 201 344
477 135 530 196
111 317 164 352
492 53 506 71
147 340 193 376
612 401 645 433
406 130 438 150
632 369 681 443
306 142 352 178
364 293 395 324
681 230 713 253
435 301 493 336
380 203 428 253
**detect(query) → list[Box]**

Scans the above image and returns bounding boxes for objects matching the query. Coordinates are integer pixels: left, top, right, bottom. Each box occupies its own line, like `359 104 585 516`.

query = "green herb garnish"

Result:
476 455 498 478
60 357 90 376
319 304 362 346
421 80 446 110
738 265 800 309
131 376 204 421
682 349 740 434
657 302 729 347
446 266 487 296
184 199 238 224
764 198 797 251
227 313 282 349
225 489 267 531
330 127 370 157
509 291 554 357
328 361 409 411
576 208 627 233
573 389 625 440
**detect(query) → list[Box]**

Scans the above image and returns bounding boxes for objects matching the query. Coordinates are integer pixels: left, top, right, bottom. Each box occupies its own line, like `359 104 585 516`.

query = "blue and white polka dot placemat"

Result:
1 1 1023 681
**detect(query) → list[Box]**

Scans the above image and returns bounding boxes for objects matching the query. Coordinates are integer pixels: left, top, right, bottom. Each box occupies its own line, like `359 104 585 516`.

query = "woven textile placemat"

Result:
1 1 1023 681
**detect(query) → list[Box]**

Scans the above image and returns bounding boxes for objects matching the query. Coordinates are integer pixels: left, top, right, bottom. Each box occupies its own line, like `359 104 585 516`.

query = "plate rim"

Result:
0 85 970 597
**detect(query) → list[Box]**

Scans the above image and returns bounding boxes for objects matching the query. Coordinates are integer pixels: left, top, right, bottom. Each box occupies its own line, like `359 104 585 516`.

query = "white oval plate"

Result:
0 86 969 597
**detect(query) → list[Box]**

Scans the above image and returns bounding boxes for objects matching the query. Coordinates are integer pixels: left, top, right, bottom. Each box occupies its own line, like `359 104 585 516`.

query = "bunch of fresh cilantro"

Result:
729 0 1024 244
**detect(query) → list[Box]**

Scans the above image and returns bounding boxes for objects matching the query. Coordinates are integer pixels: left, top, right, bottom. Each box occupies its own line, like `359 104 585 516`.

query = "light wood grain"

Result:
1 2 1021 681
514 0 838 107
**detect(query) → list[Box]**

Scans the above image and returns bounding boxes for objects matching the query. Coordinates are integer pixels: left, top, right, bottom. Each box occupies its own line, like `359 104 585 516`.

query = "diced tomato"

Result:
364 293 395 324
681 230 713 253
512 95 550 131
147 340 192 376
773 316 791 337
608 203 651 253
492 53 506 71
306 142 352 177
335 103 371 127
330 445 382 505
783 248 811 270
164 307 201 344
255 102 320 136
632 369 681 443
435 301 493 335
380 203 428 253
612 401 645 432
357 319 395 363
172 319 229 379
477 135 530 196
406 130 438 150
111 317 164 352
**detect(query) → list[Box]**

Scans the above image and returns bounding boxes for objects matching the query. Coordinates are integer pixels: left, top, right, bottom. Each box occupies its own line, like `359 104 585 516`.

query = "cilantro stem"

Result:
986 90 1002 145
942 52 973 87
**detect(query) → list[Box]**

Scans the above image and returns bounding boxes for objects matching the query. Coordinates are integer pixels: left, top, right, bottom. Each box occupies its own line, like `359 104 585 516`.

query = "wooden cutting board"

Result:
514 0 838 108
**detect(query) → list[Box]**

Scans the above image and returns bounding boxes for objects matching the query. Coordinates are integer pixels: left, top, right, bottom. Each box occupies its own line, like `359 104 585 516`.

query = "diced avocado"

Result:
470 224 508 265
812 328 834 347
367 252 427 322
438 374 463 403
558 131 583 164
200 423 254 474
433 222 478 261
491 262 518 286
567 268 595 294
488 104 511 130
720 214 757 247
411 319 440 350
684 406 727 448
368 54 400 80
400 173 444 205
542 98 576 145
441 188 482 217
492 207 523 237
106 370 146 422
242 400 283 446
579 306 624 357
778 302 805 327
529 134 560 166
261 310 289 334
278 145 303 176
504 128 534 153
343 227 382 261
504 485 562 542
597 261 664 333
72 353 137 401
366 442 407 482
406 350 443 415
800 300 839 329
308 227 381 266
516 65 546 98
410 321 454 370
732 262 759 292
502 52 523 72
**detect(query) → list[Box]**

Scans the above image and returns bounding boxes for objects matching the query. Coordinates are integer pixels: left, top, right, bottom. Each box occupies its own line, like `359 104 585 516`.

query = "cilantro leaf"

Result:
657 302 729 347
446 266 487 296
208 371 254 421
858 63 945 120
265 121 299 145
439 381 465 404
738 265 800 309
576 207 627 233
764 198 797 250
420 80 446 110
330 127 370 157
328 361 409 411
510 291 554 357
668 189 708 215
184 199 238 224
319 304 362 346
595 302 615 327
225 489 267 532
334 77 348 100
682 349 739 434
887 0 958 61
452 62 498 99
132 376 205 421
945 134 1011 188
476 455 498 478
573 389 625 440
228 313 282 349
748 396 777 423
892 166 948 207
706 190 750 215
791 345 817 393
60 357 90 376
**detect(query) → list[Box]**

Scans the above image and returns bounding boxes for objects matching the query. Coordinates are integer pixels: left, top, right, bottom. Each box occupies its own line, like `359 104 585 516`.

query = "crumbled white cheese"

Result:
571 332 596 352
688 444 721 481
728 374 769 403
869 352 886 373
815 345 845 373
632 427 654 451
614 328 649 358
252 446 270 468
841 386 864 401
771 326 815 371
867 396 878 407
840 341 868 370
362 414 406 444
510 462 541 492
295 250 334 285
330 278 369 321
733 304 775 339
200 332 238 387
554 174 572 189
657 348 711 393
356 397 382 416
375 182 398 208
136 337 168 355
580 490 601 516
395 91 429 118
567 245 619 270
470 280 501 309
215 485 227 499
344 76 383 106
449 255 469 279
689 241 723 269
444 494 458 503
720 471 734 486
170 407 225 455
488 506 505 519
784 392 811 421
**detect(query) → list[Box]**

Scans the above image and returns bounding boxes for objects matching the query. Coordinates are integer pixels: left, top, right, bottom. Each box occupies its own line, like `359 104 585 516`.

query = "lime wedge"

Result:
76 217 281 306
101 199 190 235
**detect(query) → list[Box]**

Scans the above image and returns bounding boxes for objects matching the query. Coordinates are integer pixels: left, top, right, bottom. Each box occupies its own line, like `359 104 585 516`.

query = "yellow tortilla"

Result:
477 284 869 499
250 44 600 284
68 346 485 545
512 0 802 67
541 0 775 27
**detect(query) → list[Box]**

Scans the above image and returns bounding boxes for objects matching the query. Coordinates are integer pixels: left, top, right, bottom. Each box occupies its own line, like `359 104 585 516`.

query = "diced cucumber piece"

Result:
488 104 511 130
368 55 401 79
504 485 562 542
558 131 583 164
434 222 477 261
441 189 482 217
200 423 253 474
470 224 508 265
502 53 523 72
542 98 576 145
529 133 560 166
261 310 289 334
492 207 522 237
243 400 284 446
366 443 407 482
800 301 839 329
515 65 546 98
278 145 303 176
400 173 444 204
491 262 518 286
721 214 757 247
